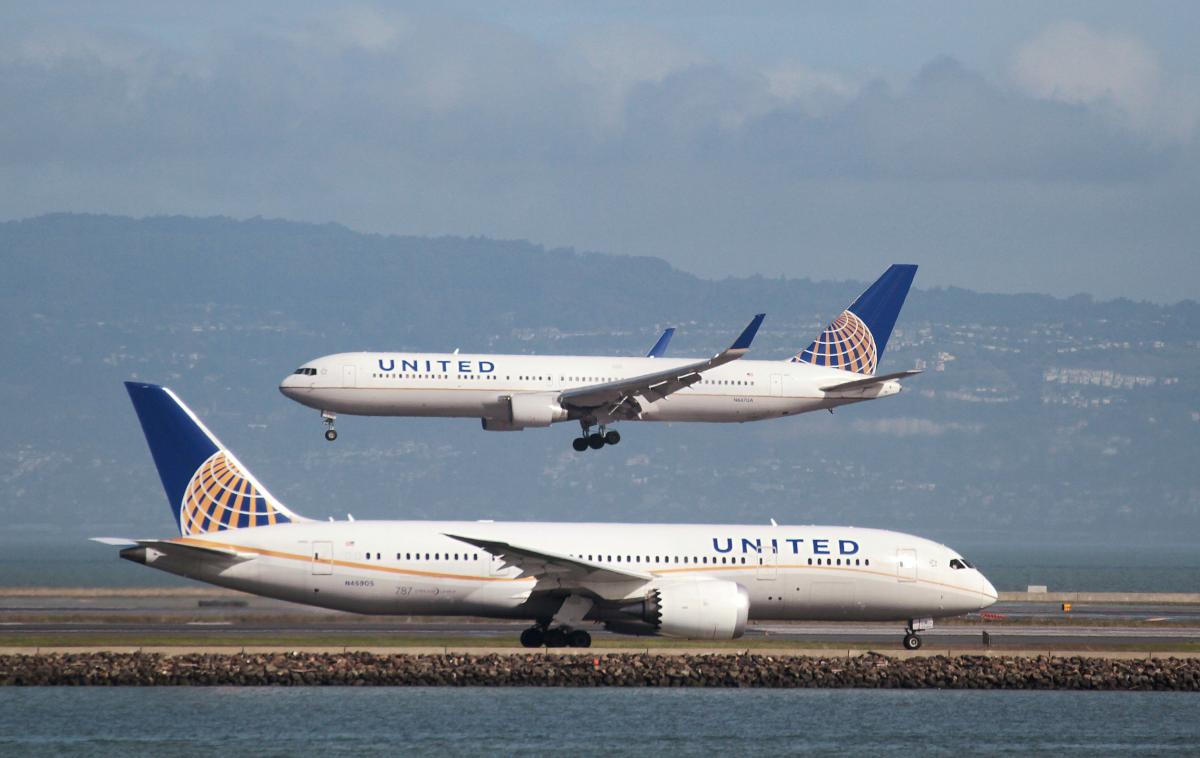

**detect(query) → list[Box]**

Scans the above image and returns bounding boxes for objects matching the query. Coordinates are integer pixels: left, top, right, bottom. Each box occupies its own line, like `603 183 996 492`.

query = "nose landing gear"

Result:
902 617 932 650
321 411 337 442
572 422 620 451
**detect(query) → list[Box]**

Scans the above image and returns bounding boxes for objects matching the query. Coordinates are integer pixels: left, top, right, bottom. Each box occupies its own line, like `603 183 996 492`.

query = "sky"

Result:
2 1 1198 301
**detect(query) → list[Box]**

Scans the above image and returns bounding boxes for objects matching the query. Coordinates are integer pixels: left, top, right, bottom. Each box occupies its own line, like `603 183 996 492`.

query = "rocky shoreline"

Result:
3 652 1200 689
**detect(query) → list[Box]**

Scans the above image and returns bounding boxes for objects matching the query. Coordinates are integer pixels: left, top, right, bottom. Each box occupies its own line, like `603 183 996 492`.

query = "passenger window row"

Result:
361 552 481 562
355 551 873 568
808 557 870 567
373 373 497 381
560 554 872 568
567 553 751 565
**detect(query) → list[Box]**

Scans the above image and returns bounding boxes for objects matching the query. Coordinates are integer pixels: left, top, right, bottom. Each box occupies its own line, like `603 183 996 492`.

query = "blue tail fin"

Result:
792 264 917 375
646 328 675 358
125 382 302 536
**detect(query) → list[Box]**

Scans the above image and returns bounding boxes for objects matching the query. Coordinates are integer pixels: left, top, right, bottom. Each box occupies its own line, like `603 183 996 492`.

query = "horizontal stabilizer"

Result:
99 537 256 565
820 369 922 393
150 539 255 560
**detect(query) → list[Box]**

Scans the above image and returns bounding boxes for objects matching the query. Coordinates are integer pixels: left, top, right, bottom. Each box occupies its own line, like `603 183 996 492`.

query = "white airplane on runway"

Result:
100 381 996 650
279 265 921 450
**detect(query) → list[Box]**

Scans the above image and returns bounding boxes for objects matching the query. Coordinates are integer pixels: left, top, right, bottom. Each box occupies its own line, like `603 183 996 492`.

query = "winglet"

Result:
646 327 676 358
730 313 766 352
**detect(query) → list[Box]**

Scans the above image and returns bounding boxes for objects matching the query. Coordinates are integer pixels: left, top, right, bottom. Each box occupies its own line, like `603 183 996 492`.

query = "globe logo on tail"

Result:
180 451 291 535
793 310 878 375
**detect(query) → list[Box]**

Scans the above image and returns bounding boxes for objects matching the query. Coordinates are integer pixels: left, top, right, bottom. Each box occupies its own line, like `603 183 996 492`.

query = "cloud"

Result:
850 418 982 437
1011 21 1199 142
740 56 1173 182
764 63 861 117
0 8 1196 301
0 11 1177 181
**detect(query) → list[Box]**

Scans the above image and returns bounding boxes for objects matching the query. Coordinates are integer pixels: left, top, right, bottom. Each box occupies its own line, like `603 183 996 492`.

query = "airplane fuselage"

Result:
279 352 902 425
123 520 995 626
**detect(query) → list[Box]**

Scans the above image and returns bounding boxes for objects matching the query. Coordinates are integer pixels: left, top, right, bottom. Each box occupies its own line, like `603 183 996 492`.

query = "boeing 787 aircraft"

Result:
100 381 996 650
279 265 921 450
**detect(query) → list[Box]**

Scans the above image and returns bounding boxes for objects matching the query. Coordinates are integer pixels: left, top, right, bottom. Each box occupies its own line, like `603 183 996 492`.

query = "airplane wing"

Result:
820 369 923 392
559 314 765 416
444 533 651 583
645 327 675 358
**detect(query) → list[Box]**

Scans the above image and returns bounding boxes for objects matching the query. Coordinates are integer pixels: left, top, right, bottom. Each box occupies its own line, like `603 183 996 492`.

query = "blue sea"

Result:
3 540 1198 592
1 687 1196 755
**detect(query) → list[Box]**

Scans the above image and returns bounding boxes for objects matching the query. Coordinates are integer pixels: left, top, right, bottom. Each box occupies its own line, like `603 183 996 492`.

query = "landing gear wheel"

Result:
321 410 337 442
604 430 620 446
572 437 588 452
519 627 544 648
567 629 592 648
544 628 568 648
903 633 922 650
587 433 605 450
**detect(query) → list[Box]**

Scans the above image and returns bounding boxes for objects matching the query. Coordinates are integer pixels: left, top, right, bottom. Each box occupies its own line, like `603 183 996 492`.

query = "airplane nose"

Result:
279 374 303 398
979 574 998 609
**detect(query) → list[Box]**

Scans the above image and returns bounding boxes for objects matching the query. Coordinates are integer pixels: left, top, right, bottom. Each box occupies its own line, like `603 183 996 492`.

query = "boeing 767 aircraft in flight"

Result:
100 381 996 649
280 265 919 450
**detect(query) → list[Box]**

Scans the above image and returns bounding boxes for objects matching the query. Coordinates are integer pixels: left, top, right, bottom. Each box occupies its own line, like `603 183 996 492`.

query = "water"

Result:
0 688 1196 755
955 543 1200 593
4 541 1198 592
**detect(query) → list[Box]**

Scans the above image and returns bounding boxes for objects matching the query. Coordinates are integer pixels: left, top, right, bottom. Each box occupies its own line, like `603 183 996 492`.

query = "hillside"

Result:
1 214 1197 544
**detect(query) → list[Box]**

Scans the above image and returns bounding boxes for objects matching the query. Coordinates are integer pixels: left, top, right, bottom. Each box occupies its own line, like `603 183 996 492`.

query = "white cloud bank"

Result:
1011 20 1199 143
0 11 1196 301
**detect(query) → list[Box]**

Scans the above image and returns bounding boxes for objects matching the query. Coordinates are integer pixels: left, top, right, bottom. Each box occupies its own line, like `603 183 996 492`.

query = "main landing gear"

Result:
902 617 932 650
321 411 338 442
520 624 592 648
572 422 620 452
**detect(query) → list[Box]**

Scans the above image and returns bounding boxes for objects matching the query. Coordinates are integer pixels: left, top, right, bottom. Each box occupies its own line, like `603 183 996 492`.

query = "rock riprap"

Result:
2 652 1198 689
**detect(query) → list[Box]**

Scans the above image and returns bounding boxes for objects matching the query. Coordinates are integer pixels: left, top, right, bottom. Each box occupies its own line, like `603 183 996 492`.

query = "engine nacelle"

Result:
625 580 750 640
481 417 522 431
511 393 568 428
481 393 568 431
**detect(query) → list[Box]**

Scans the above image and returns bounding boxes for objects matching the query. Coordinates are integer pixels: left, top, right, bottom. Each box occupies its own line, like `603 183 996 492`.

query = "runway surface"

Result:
2 592 1199 650
2 621 1199 648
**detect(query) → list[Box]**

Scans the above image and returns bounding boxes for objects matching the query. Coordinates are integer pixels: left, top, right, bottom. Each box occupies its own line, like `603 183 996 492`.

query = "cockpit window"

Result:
294 368 317 376
949 558 975 570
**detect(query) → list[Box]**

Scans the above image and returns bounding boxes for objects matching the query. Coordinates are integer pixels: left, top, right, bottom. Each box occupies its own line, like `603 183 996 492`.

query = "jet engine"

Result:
482 393 567 431
620 580 750 640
